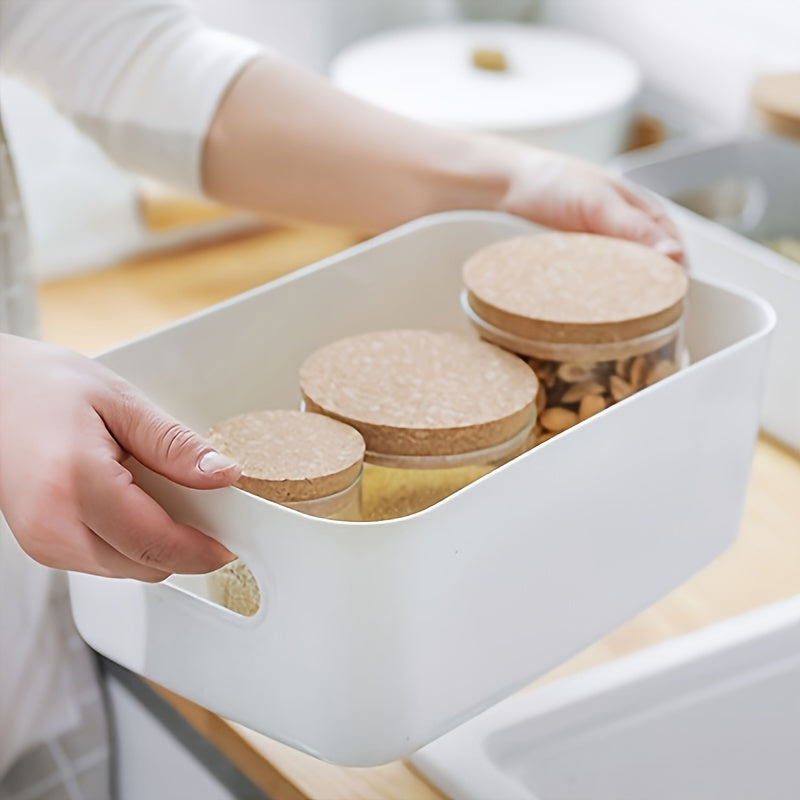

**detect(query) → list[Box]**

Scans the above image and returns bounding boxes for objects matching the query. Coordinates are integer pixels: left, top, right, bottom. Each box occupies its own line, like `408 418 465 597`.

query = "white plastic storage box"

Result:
614 134 800 452
413 595 800 800
69 212 774 766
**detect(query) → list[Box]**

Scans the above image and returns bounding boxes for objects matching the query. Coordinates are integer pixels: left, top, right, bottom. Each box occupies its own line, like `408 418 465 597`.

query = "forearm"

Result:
202 54 533 232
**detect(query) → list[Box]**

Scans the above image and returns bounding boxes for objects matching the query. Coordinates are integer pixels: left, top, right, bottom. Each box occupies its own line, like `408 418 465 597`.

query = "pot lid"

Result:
329 22 641 131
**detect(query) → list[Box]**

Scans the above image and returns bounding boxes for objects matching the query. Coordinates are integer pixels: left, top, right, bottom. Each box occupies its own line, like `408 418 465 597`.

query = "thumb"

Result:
98 383 241 489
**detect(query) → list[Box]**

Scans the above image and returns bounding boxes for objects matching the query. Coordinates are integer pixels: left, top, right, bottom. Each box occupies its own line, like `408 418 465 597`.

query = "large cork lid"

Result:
299 329 537 457
207 410 365 502
463 233 688 344
751 72 800 141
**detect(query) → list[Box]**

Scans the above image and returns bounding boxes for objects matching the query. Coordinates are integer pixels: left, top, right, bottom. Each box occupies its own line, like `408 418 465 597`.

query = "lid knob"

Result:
471 47 508 72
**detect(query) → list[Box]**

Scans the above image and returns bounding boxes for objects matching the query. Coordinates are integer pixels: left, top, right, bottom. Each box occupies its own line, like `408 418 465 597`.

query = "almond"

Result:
609 375 635 402
645 359 678 386
578 394 607 421
628 355 649 388
539 407 579 433
615 357 632 379
561 380 606 404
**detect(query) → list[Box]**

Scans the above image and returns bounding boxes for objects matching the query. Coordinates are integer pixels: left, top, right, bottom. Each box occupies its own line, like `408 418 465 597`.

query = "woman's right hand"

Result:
0 334 240 581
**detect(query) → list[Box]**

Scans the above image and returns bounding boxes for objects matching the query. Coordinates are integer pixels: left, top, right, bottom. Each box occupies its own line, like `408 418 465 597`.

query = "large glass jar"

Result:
462 233 688 446
205 409 365 615
299 329 538 521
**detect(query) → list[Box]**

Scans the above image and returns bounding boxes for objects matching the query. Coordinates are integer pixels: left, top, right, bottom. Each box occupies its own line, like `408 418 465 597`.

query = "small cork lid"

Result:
207 410 365 503
299 329 538 457
463 233 688 345
751 72 800 141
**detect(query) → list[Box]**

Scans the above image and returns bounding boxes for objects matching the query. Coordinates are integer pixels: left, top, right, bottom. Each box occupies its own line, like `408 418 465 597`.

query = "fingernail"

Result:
654 237 683 256
198 450 239 474
211 543 238 566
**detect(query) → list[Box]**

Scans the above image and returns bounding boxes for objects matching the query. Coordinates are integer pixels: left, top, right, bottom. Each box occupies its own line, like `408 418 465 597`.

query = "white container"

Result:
614 134 800 452
68 212 773 767
413 595 800 800
329 23 642 163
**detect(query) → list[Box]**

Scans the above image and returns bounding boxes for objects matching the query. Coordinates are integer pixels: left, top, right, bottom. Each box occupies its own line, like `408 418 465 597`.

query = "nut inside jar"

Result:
462 232 688 444
526 323 684 445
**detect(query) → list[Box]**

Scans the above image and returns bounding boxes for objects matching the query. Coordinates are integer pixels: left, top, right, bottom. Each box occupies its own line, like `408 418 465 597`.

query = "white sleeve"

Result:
0 0 263 195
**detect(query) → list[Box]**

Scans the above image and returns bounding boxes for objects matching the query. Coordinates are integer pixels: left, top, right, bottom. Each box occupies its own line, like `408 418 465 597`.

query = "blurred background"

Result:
2 0 798 280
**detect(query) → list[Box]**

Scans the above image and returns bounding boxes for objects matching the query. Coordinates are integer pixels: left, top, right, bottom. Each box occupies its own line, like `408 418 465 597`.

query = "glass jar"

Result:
358 422 532 521
204 409 365 615
462 232 689 446
299 329 538 520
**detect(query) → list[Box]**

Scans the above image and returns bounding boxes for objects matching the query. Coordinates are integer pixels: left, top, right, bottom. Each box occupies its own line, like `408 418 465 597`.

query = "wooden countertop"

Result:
38 224 800 800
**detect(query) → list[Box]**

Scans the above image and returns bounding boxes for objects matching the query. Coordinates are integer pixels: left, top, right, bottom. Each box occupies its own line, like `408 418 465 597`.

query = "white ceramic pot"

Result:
329 22 642 163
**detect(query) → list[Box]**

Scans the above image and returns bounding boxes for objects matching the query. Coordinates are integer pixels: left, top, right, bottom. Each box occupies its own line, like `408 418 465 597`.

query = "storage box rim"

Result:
101 212 775 539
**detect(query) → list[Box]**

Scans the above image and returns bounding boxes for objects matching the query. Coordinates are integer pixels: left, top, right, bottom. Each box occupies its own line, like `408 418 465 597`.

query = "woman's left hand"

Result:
500 149 684 263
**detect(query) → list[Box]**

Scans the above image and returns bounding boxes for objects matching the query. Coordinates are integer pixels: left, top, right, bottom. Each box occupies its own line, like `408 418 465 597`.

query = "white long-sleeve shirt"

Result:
0 0 261 194
0 0 260 772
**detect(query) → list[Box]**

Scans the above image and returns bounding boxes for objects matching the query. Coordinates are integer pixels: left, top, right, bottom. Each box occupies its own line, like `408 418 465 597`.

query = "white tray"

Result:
614 134 800 452
413 595 800 800
68 212 774 766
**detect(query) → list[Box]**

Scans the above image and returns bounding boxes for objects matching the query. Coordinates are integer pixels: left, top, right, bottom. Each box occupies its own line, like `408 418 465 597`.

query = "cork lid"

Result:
463 233 688 344
751 72 800 141
299 329 538 457
207 410 365 503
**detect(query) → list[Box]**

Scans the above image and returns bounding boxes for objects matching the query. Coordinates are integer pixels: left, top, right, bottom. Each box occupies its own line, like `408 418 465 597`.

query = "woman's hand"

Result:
0 334 240 581
499 149 684 261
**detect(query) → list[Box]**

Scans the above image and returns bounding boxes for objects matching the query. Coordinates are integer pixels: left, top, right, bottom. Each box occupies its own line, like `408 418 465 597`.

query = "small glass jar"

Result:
358 423 532 521
299 329 538 520
204 409 365 615
281 478 362 521
462 233 689 447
